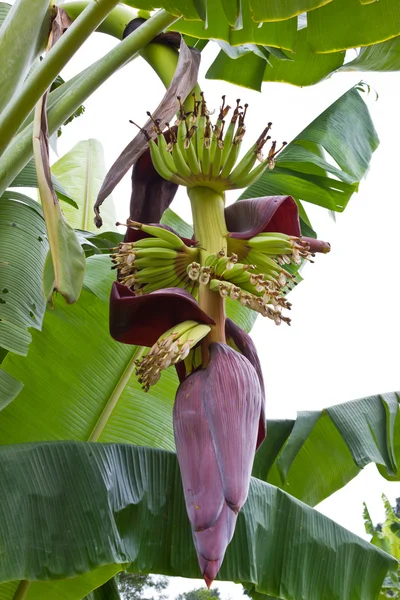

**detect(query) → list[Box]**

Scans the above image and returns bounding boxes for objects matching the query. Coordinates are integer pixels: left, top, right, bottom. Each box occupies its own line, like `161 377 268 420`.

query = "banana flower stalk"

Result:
108 93 331 586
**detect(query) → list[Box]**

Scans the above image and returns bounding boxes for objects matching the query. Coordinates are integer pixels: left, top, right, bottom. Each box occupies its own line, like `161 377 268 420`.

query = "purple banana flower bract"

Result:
225 195 330 254
225 318 266 448
174 343 262 586
110 282 214 346
127 146 178 225
225 196 301 239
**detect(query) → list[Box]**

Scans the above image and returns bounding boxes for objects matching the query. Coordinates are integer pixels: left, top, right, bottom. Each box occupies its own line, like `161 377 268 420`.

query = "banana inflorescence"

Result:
111 221 200 294
135 319 211 390
143 94 286 192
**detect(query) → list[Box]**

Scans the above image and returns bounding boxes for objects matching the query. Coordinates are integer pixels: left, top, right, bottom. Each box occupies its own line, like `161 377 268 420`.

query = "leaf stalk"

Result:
12 581 30 600
0 0 122 157
0 9 179 195
88 346 145 442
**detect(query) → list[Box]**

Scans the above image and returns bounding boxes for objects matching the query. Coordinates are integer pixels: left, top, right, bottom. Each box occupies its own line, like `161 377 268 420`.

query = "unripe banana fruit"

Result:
141 94 287 193
111 223 200 295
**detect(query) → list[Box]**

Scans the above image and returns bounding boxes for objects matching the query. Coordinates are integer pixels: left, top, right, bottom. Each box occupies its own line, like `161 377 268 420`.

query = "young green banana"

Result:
143 93 286 193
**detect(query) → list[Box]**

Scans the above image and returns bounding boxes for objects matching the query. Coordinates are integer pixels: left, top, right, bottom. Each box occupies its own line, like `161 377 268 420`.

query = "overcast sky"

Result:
10 2 400 596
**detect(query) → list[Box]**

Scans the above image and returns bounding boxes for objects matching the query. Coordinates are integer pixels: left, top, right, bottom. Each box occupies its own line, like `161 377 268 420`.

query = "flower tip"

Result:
303 237 331 254
197 554 221 588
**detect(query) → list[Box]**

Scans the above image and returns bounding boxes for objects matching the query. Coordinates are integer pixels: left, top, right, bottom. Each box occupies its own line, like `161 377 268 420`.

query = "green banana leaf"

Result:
306 0 400 53
9 159 78 208
240 86 379 213
161 207 194 239
0 566 121 600
253 391 400 507
0 370 22 408
123 0 400 89
0 440 395 600
0 2 10 22
206 50 267 92
0 0 51 113
83 577 121 600
0 193 48 356
170 1 298 51
0 255 177 449
163 0 400 49
262 28 345 86
339 36 400 72
206 29 346 89
51 139 117 232
248 0 332 21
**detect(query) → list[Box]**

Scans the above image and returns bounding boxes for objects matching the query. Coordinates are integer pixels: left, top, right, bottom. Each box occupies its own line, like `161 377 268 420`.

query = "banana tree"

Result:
0 1 400 599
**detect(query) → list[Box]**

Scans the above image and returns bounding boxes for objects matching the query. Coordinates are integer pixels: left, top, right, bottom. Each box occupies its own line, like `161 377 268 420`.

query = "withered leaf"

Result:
32 7 85 305
94 35 201 227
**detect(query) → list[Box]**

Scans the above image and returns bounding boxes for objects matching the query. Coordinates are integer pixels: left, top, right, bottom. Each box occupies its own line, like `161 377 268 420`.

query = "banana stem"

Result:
62 1 201 101
0 9 179 195
0 0 124 157
189 186 228 347
60 1 138 38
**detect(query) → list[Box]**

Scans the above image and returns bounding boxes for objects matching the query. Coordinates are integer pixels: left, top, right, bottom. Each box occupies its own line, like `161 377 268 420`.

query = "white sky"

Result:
10 3 400 596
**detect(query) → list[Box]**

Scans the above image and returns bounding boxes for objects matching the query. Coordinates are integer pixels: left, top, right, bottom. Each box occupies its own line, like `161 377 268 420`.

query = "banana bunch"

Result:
204 249 293 325
247 232 315 266
111 221 200 295
205 249 294 300
145 94 286 192
135 320 211 390
228 231 315 267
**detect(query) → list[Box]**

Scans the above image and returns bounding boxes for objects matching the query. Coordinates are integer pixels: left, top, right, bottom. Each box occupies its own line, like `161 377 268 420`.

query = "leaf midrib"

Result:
83 141 91 231
87 345 145 442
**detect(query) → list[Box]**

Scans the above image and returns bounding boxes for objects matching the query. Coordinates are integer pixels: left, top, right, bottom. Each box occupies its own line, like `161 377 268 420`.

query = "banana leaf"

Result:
0 0 51 114
0 137 105 356
160 208 194 239
9 159 78 208
240 86 379 214
83 577 121 600
0 441 394 600
339 36 400 72
307 0 400 53
51 139 117 232
0 193 48 356
0 255 177 449
152 0 400 89
262 28 345 86
0 2 11 25
206 29 346 89
248 0 332 21
253 391 400 507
